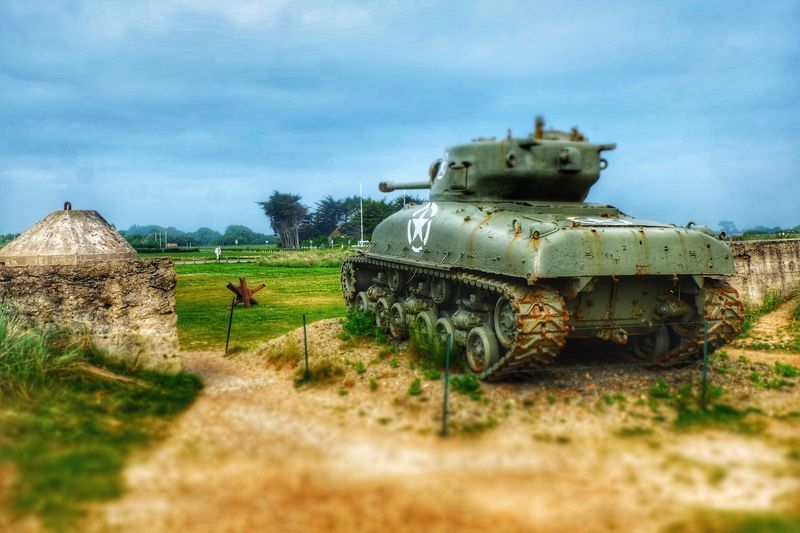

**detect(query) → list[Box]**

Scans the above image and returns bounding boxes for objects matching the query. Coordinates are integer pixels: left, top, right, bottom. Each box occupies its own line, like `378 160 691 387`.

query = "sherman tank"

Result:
340 118 744 380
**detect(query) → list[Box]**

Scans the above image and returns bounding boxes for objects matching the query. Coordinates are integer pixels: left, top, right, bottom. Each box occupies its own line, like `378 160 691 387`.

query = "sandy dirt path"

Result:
87 319 800 532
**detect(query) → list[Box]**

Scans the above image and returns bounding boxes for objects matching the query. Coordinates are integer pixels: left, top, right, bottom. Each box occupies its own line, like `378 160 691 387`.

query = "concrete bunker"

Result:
0 205 180 373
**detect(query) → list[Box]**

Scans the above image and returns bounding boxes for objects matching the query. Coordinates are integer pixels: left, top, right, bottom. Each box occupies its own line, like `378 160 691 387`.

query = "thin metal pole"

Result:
303 313 309 378
359 183 364 245
440 333 452 438
225 297 236 355
701 319 709 409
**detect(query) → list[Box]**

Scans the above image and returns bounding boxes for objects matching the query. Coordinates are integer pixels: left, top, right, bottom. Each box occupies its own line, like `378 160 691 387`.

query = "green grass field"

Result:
176 262 346 351
139 246 356 263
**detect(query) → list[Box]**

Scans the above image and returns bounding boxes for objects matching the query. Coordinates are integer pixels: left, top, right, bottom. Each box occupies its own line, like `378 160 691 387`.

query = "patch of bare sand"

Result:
88 319 800 532
0 464 39 533
735 300 799 350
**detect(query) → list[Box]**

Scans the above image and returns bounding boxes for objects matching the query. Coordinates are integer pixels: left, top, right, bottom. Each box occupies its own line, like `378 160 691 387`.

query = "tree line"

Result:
121 225 277 247
258 192 423 248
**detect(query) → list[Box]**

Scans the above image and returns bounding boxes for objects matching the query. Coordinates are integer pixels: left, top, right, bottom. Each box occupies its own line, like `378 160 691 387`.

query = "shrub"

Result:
340 309 376 339
0 306 86 398
408 378 422 396
260 337 303 368
450 375 482 401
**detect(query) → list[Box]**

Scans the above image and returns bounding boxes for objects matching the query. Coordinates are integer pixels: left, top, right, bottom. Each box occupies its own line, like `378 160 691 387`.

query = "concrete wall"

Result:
0 259 180 373
728 239 800 307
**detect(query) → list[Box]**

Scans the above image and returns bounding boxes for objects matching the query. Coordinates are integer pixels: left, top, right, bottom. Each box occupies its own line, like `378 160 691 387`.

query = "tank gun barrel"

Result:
378 180 431 193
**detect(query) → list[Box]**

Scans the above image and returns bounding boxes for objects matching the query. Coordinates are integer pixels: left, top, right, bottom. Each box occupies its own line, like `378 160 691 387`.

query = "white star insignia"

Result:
411 216 428 241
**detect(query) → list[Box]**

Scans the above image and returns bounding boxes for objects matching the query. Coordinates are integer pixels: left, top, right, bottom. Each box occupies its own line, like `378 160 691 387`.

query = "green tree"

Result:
189 227 223 245
257 192 309 248
340 198 400 239
312 195 349 237
220 225 269 245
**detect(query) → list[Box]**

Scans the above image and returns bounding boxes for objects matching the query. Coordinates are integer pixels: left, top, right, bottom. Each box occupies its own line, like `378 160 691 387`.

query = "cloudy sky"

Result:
1 0 797 234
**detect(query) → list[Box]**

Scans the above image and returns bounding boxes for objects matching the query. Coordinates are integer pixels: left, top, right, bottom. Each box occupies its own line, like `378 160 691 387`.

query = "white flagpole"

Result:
359 183 364 245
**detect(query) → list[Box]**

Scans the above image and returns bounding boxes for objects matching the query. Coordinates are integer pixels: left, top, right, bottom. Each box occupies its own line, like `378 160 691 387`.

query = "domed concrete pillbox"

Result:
0 205 136 266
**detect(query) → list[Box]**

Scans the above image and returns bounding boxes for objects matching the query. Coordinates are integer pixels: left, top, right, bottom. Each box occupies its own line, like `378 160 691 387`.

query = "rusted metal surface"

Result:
226 277 265 308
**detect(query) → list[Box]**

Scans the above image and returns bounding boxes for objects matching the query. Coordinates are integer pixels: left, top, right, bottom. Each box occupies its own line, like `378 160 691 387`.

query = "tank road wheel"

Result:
414 311 437 341
375 297 394 332
435 317 463 357
355 291 371 314
493 295 517 348
389 303 408 340
431 277 452 304
340 261 358 305
632 326 670 360
466 326 500 374
387 269 404 294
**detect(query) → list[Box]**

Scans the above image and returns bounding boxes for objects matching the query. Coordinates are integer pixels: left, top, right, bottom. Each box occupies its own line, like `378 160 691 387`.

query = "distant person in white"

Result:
214 246 222 263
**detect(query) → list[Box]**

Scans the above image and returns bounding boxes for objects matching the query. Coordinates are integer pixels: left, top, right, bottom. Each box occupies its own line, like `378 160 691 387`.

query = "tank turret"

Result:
430 117 615 203
340 118 744 381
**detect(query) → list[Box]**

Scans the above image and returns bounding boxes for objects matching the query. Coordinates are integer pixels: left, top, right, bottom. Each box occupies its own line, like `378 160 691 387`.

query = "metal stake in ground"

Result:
224 297 236 355
303 314 309 378
440 333 452 438
701 319 709 409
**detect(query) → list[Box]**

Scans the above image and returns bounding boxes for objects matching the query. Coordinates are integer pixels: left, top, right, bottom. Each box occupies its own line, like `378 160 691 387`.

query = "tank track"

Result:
341 255 569 381
654 280 744 365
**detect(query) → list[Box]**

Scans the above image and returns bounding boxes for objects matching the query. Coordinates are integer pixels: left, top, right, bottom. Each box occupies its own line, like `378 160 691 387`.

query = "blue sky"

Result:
1 0 798 234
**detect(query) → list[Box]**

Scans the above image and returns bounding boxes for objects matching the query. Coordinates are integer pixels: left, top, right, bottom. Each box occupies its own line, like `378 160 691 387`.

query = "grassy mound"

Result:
0 306 203 529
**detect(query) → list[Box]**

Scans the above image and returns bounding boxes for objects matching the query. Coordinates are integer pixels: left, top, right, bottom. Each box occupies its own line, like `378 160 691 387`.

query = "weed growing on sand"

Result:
775 362 800 377
614 426 654 438
339 309 377 340
389 357 400 368
423 368 441 380
408 378 422 396
450 417 498 437
294 358 346 387
0 307 202 529
450 375 483 401
354 360 366 374
672 509 800 533
369 377 378 391
646 378 764 434
260 336 303 368
532 433 572 444
674 404 765 434
648 380 671 399
751 367 795 390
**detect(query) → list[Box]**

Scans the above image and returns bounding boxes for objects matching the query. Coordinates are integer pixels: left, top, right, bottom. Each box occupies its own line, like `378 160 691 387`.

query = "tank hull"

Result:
365 201 734 279
342 200 743 380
